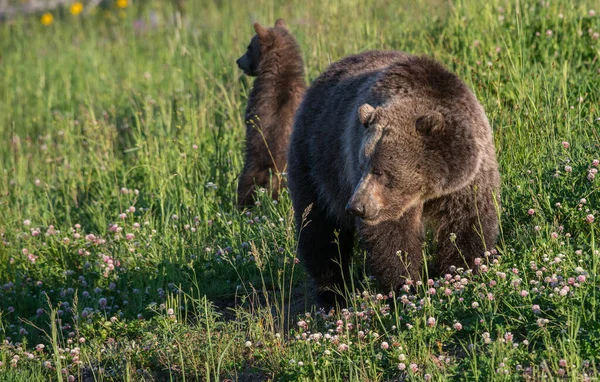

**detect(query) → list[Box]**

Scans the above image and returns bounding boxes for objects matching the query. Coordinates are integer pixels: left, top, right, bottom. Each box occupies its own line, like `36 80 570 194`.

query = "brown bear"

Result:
236 19 306 207
287 50 500 307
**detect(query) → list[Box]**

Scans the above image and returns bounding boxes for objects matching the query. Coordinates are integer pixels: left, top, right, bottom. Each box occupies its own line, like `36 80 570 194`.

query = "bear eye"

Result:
371 169 383 177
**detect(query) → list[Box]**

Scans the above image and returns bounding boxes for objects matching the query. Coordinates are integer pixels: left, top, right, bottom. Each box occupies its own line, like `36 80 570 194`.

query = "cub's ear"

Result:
274 19 287 30
415 111 444 136
358 103 375 127
253 23 270 39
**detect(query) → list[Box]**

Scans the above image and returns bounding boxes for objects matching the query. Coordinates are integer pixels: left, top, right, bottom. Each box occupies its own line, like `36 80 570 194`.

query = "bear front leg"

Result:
358 204 425 294
237 172 256 207
237 166 282 208
294 202 355 308
430 187 500 274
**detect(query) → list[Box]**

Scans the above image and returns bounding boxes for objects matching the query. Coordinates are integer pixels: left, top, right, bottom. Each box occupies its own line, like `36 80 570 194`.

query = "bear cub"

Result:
236 19 306 207
287 51 501 307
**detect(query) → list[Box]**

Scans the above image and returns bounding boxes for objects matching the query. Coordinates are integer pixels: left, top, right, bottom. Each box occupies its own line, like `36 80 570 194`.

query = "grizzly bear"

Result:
287 50 500 307
236 19 306 207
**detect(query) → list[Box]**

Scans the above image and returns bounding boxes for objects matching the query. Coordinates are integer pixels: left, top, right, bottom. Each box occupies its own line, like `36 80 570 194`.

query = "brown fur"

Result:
236 19 306 207
287 51 500 307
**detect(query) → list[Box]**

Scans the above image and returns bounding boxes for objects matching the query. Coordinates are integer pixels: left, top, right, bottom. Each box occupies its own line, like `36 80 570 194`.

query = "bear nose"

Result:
345 202 366 218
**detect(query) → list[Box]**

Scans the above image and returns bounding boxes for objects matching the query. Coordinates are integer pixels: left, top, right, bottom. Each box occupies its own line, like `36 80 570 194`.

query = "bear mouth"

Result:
241 68 257 76
356 213 383 225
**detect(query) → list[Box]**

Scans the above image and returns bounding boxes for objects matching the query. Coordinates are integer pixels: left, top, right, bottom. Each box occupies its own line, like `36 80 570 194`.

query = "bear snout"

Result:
236 55 248 72
345 200 366 218
346 196 381 220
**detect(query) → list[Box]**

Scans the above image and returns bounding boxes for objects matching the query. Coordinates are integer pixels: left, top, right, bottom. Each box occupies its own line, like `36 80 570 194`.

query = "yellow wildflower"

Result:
116 0 128 8
41 13 54 25
70 2 84 16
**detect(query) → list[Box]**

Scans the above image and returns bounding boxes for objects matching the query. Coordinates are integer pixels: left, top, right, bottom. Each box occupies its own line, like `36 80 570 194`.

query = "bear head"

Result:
345 98 483 225
236 19 289 76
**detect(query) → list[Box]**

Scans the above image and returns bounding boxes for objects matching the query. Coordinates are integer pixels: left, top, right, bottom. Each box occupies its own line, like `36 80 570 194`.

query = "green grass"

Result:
1 0 599 380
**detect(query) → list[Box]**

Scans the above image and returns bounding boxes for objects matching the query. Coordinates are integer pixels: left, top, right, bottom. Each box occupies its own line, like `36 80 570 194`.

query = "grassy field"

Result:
1 0 599 380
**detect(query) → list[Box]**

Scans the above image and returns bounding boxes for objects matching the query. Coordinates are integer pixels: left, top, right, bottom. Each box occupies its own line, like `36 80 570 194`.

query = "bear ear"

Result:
415 111 444 136
254 23 269 38
275 19 287 30
254 23 275 46
358 103 376 127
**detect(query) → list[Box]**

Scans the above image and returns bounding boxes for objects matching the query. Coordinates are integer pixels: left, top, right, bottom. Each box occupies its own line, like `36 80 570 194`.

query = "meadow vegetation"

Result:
0 0 599 380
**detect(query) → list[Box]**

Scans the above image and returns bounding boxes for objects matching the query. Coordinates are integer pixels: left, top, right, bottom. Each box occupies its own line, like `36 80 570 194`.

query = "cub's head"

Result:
345 101 482 225
236 19 288 76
